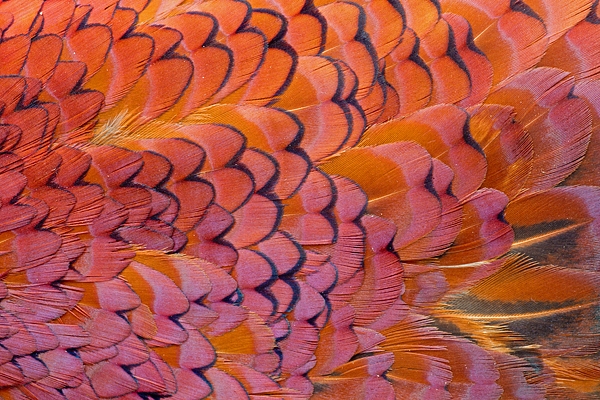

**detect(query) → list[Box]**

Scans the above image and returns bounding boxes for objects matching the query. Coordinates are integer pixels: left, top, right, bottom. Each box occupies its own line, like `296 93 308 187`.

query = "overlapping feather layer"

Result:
0 0 599 398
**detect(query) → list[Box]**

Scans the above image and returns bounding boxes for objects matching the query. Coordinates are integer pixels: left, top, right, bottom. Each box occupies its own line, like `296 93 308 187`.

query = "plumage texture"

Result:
1 0 600 398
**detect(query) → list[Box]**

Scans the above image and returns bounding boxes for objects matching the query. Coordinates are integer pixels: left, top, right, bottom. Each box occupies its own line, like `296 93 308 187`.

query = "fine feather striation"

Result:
0 0 600 398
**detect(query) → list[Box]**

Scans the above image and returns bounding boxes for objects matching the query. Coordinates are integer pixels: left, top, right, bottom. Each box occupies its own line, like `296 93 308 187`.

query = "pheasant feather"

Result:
0 0 599 398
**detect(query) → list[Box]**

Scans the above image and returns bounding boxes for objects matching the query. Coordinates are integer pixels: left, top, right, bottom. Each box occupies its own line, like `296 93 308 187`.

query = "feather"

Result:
506 186 600 270
2 0 600 398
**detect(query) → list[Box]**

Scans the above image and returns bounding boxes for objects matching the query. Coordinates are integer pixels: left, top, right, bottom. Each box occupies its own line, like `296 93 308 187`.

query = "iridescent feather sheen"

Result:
0 0 600 398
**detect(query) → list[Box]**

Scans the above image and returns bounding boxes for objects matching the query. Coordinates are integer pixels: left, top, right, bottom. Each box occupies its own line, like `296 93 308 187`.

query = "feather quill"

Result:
1 0 600 398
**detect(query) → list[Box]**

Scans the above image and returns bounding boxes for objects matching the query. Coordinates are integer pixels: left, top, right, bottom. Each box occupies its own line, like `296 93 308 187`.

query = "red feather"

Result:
1 0 600 398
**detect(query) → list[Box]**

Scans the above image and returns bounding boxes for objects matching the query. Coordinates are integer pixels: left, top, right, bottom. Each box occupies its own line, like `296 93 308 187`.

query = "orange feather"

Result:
1 0 600 398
